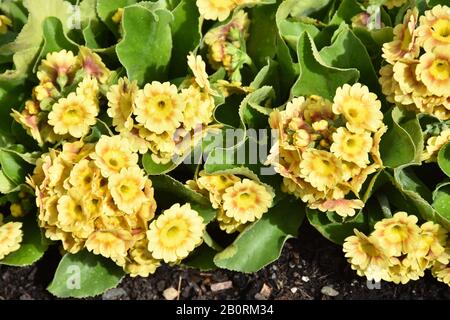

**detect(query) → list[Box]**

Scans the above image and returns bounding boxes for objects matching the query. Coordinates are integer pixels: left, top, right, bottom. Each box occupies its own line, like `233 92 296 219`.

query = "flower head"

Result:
196 0 236 21
180 86 214 131
0 222 23 260
91 135 138 177
372 212 421 257
37 50 79 84
86 230 134 265
78 46 110 83
333 83 383 133
134 81 183 134
124 239 160 277
417 5 450 52
331 127 372 167
187 53 214 95
48 93 98 138
68 159 97 193
196 172 241 209
416 46 450 97
107 77 138 132
108 166 147 215
299 149 342 192
57 191 95 239
311 198 364 218
222 179 273 223
147 203 205 263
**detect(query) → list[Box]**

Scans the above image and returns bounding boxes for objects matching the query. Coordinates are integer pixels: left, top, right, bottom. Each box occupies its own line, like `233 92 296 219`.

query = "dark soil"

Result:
1 223 449 300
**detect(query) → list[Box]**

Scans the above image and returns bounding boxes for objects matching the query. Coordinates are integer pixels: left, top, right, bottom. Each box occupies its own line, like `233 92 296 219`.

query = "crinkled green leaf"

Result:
79 0 113 49
432 182 450 230
0 170 15 194
116 5 173 85
438 142 450 178
291 32 359 100
329 0 363 25
183 244 218 271
0 149 30 186
0 215 48 266
214 197 305 272
96 0 137 36
47 250 124 298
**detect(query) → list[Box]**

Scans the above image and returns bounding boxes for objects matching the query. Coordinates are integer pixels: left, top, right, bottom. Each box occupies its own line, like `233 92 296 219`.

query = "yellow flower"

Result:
78 46 110 83
372 212 421 257
333 83 383 133
299 149 342 192
311 198 364 218
48 93 98 138
134 81 183 134
387 256 424 284
343 229 391 282
37 50 79 83
415 221 448 262
331 127 372 168
422 129 450 162
147 203 205 263
57 191 95 239
0 222 23 260
180 86 214 131
217 208 246 234
392 61 428 97
33 82 57 102
108 166 147 215
196 172 241 209
379 64 398 104
416 46 450 97
91 135 138 177
381 8 419 64
76 76 99 104
417 5 450 52
196 0 236 21
107 77 138 133
68 159 97 193
86 230 134 265
124 239 160 277
222 179 273 223
432 262 450 286
0 15 12 34
11 109 43 146
187 53 214 95
120 128 153 154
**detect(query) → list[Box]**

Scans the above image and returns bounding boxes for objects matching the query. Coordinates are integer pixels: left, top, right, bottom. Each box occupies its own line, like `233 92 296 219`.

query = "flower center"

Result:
433 19 450 42
430 59 450 80
386 224 407 243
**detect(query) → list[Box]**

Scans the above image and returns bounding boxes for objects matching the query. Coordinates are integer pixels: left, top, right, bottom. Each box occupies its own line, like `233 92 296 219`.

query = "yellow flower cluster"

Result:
267 83 386 217
380 6 450 120
187 171 274 233
196 0 256 21
422 128 450 161
13 48 110 145
344 212 450 285
30 136 161 277
106 54 216 164
0 14 12 34
204 11 250 81
0 219 23 260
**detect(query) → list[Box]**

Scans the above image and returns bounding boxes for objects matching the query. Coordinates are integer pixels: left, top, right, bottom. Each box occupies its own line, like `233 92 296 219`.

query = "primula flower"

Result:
415 221 448 262
387 256 424 284
125 239 160 277
422 128 450 161
47 92 98 138
147 203 205 263
0 15 12 34
196 172 241 209
196 0 236 21
372 212 421 257
416 46 450 97
78 46 110 83
107 77 138 133
91 135 138 177
222 179 273 223
432 262 450 286
333 83 383 133
187 53 215 95
0 222 23 260
343 230 391 282
120 129 153 154
331 127 372 168
37 50 79 84
86 230 134 265
311 198 364 218
180 86 214 131
108 166 147 215
381 8 419 64
417 5 450 52
68 159 97 193
57 191 95 239
134 81 183 134
76 76 99 105
217 208 246 234
299 149 342 192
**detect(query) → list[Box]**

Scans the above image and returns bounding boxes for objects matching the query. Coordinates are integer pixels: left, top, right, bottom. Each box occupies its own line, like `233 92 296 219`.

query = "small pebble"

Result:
290 287 298 294
301 276 310 283
102 288 129 300
259 284 272 299
163 287 179 300
210 281 233 292
321 286 339 297
254 293 266 300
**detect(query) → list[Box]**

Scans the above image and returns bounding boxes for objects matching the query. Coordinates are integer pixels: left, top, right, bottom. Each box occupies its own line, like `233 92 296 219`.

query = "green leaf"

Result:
79 0 113 49
432 182 450 230
291 32 359 100
0 149 29 186
83 119 113 143
239 86 274 129
150 174 216 223
0 170 15 194
380 107 418 168
183 244 217 271
0 0 72 82
47 250 124 298
214 197 305 272
320 23 380 95
96 0 138 36
142 153 178 175
0 215 49 266
169 0 201 77
33 17 78 72
307 208 368 245
329 0 363 25
116 5 173 85
438 142 450 178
